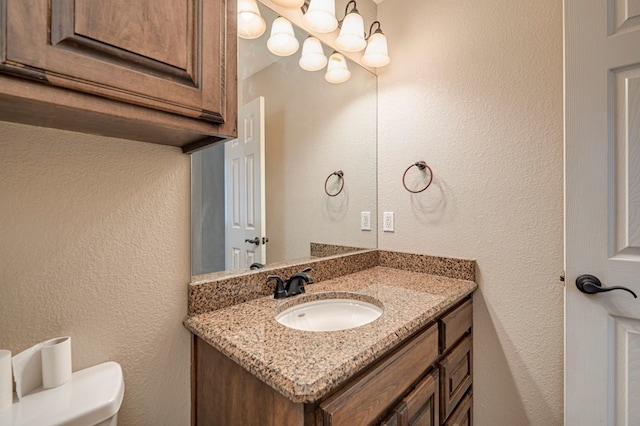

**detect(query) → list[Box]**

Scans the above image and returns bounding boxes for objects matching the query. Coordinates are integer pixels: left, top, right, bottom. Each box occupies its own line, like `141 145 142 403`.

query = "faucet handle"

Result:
296 267 314 284
267 275 287 299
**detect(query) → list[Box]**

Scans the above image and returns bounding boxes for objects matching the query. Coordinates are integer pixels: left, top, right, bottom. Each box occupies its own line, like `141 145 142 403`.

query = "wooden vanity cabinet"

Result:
0 0 237 152
193 297 473 426
439 299 472 353
438 299 473 424
443 391 472 426
381 370 440 426
439 335 472 421
319 324 439 425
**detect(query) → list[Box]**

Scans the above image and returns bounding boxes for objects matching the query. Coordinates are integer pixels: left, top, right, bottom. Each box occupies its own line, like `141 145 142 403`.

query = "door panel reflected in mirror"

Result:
191 2 377 276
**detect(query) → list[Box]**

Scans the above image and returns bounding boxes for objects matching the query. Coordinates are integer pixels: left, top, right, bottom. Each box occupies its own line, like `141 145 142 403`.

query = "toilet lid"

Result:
0 361 124 426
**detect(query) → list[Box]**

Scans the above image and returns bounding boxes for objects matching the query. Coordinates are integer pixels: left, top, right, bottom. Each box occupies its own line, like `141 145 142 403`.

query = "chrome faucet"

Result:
269 267 314 299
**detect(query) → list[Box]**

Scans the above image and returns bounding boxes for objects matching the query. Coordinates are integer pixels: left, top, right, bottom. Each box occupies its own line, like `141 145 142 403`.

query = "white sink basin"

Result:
276 297 383 332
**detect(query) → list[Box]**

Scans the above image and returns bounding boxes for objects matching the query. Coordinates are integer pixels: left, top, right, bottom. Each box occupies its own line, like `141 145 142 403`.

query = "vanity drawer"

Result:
443 390 472 426
439 299 472 353
320 324 439 426
403 369 439 425
439 334 472 421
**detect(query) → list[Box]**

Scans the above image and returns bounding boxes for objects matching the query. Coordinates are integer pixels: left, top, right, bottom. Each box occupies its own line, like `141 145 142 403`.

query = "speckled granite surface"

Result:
189 250 378 316
378 250 475 280
184 266 477 403
309 242 367 257
188 249 474 316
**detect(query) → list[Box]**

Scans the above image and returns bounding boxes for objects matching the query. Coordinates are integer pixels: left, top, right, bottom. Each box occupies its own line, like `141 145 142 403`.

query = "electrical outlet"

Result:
361 211 371 231
383 212 394 232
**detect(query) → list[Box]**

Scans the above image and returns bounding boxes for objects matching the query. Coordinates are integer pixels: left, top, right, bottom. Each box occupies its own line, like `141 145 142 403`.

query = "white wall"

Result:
377 1 564 425
0 122 191 425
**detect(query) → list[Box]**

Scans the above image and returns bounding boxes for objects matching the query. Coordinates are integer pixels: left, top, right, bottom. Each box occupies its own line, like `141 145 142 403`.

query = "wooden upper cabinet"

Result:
0 0 237 152
6 0 225 122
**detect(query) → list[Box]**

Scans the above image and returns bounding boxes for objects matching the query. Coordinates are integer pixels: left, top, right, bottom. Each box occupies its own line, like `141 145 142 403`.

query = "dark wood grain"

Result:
73 0 189 68
439 299 472 353
443 391 472 426
193 301 473 426
319 325 439 426
404 370 439 426
439 335 472 421
194 336 304 426
381 408 401 426
0 0 237 151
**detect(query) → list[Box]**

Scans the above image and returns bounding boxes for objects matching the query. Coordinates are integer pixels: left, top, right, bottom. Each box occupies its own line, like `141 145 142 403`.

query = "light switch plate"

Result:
383 212 394 232
361 211 371 231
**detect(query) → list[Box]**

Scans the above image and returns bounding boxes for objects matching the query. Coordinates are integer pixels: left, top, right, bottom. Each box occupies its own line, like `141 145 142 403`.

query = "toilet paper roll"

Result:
11 343 43 400
41 337 72 389
0 350 12 412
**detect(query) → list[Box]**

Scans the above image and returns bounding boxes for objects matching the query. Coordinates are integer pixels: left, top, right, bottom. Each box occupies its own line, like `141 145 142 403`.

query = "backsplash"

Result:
309 242 368 257
189 250 378 316
188 250 475 316
378 250 475 281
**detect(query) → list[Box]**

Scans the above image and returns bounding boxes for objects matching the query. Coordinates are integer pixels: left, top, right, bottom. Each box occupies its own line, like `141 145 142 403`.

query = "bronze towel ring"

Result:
402 161 433 193
324 170 345 197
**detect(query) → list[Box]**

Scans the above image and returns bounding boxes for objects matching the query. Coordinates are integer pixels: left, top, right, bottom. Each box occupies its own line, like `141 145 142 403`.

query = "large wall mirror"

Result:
191 1 378 276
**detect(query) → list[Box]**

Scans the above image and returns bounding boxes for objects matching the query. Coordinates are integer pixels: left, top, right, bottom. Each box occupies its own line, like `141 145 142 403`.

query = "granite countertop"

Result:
184 265 477 404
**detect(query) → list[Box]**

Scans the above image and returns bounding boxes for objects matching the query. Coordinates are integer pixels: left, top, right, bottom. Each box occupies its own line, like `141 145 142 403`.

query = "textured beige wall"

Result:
377 1 564 425
0 122 191 425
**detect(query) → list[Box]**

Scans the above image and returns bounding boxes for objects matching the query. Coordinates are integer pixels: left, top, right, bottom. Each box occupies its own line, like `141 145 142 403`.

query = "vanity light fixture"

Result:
238 0 267 39
270 0 305 7
302 0 391 66
302 0 338 33
361 21 390 67
242 0 390 82
335 1 366 52
267 17 300 56
324 52 351 83
299 36 328 71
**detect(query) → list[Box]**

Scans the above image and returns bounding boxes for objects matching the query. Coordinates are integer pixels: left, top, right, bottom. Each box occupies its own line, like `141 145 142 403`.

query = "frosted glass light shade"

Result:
362 31 390 67
238 0 266 39
335 11 366 52
299 37 328 71
303 0 338 33
270 0 305 7
324 52 351 83
267 17 299 56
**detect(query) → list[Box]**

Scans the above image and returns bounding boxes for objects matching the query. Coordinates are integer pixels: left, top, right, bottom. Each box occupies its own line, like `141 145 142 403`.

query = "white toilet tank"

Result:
0 361 124 426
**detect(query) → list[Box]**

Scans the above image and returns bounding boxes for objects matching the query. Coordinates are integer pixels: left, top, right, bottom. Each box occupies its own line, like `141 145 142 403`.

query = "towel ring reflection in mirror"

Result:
324 170 345 197
402 161 433 193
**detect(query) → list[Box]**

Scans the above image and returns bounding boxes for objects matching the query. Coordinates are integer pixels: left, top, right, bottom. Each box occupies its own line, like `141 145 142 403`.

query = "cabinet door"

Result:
403 370 439 426
439 335 472 421
442 391 472 426
2 0 230 123
379 371 439 426
380 404 405 426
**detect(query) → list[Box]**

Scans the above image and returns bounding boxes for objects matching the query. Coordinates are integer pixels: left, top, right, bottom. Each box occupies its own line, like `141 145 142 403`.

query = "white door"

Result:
224 96 266 270
565 0 640 424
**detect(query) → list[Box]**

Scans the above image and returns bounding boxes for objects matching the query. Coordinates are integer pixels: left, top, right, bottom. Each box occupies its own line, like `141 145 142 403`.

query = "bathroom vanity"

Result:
185 251 476 425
